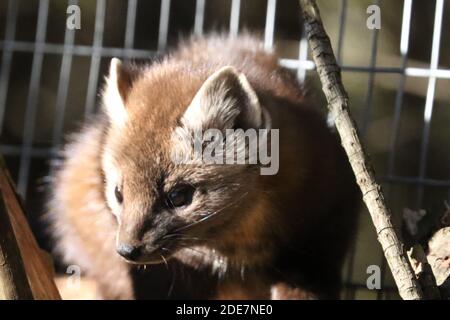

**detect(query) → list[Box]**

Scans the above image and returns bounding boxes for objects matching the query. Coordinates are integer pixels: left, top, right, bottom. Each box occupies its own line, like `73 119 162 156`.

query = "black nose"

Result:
116 243 140 260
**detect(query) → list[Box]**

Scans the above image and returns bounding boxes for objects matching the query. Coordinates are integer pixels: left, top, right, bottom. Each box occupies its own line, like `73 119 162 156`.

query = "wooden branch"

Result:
0 193 33 299
0 157 61 300
299 0 424 300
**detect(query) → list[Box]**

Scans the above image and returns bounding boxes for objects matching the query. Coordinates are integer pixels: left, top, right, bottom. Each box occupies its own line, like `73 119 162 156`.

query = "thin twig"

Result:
299 0 423 300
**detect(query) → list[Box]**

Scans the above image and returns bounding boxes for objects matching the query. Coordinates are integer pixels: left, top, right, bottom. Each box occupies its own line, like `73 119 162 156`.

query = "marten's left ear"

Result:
181 66 264 131
102 58 136 127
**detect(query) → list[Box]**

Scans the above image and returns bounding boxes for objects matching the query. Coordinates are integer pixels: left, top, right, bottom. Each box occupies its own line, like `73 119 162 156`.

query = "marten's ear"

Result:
103 58 135 126
181 66 264 131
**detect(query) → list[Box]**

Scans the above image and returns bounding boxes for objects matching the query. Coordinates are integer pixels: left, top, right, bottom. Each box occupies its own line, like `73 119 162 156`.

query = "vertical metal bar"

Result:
123 0 138 64
52 0 77 147
17 0 49 198
417 0 444 206
360 0 380 137
336 0 347 65
297 29 308 82
194 0 205 36
84 0 106 118
0 0 19 135
388 0 413 180
158 0 171 51
124 0 138 51
229 0 241 36
264 0 277 51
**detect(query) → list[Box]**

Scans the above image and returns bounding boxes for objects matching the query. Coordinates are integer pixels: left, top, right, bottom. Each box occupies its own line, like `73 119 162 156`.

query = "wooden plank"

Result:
0 197 33 299
0 157 61 300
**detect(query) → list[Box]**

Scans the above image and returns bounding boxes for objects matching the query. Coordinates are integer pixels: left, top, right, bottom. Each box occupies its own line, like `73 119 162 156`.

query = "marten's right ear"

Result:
181 66 264 131
103 58 135 127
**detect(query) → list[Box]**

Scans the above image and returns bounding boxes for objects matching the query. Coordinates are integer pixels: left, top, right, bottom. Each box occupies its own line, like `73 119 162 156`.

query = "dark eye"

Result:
166 184 195 208
115 186 123 204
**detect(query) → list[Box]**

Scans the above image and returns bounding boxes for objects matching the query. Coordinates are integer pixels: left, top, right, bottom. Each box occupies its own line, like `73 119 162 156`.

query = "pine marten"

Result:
47 35 359 299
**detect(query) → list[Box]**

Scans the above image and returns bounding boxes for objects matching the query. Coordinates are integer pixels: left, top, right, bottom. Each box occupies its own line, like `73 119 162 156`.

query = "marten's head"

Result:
101 58 271 264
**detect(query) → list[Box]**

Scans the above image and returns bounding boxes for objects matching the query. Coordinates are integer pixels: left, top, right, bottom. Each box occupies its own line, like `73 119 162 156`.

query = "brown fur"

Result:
47 35 359 299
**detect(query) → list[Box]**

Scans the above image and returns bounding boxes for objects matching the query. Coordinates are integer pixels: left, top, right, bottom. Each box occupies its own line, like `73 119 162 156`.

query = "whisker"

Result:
168 261 176 298
160 252 169 271
175 236 205 242
162 233 205 241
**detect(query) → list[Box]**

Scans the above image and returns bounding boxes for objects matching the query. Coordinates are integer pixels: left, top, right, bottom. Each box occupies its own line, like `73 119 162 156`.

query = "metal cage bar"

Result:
17 0 49 198
388 0 413 182
0 0 18 135
84 0 106 118
124 0 138 53
360 0 380 138
336 0 347 65
417 0 445 207
264 0 277 51
52 0 77 147
158 0 171 51
194 0 206 36
229 0 241 36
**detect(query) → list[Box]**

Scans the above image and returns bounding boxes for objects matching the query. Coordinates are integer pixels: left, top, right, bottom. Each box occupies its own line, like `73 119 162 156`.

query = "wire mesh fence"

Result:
0 0 448 299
